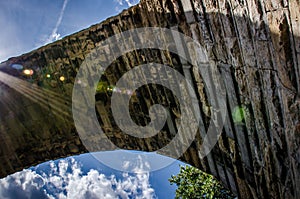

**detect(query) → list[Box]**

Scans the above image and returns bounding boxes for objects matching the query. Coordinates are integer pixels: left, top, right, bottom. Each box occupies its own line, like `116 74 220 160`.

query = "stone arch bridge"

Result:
0 0 299 198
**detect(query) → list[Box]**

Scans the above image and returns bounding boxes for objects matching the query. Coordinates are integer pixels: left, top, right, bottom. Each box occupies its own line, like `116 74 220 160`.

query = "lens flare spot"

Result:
23 69 34 76
11 64 23 70
107 86 114 91
46 74 51 78
113 87 120 93
127 90 133 95
232 106 246 123
59 76 65 81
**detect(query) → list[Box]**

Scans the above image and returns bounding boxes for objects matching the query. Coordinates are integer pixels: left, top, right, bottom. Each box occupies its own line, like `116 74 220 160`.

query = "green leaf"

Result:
169 165 236 199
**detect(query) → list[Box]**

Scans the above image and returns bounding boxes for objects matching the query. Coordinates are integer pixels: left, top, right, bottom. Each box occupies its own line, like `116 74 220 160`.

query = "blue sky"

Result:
0 1 188 198
0 0 139 62
0 151 184 199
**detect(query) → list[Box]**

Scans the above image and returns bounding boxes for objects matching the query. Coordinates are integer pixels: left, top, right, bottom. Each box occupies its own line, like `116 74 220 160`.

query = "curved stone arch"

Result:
0 0 299 199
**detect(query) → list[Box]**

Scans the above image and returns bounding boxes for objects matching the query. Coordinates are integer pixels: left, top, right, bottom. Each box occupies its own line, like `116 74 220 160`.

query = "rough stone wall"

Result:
0 0 299 198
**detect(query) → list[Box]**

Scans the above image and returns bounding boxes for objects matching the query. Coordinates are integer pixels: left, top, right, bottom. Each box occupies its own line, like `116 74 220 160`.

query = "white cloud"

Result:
115 0 123 6
44 0 69 44
0 157 157 199
122 161 130 170
115 0 139 12
124 0 134 7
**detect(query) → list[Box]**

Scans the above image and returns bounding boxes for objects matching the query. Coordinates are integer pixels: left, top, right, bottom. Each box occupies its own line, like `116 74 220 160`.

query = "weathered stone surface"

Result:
0 0 299 199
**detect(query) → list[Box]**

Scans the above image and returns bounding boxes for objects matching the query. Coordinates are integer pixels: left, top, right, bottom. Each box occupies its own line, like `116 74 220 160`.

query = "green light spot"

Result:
46 74 51 78
232 106 246 123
